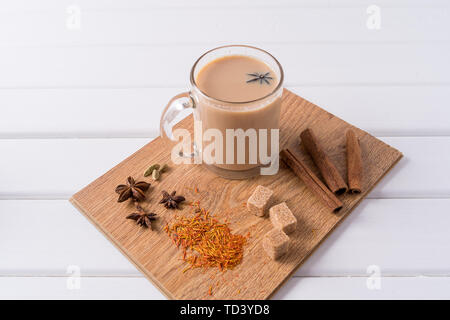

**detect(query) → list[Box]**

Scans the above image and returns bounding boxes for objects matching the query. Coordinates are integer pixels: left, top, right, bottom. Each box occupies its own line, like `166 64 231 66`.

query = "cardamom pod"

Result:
152 169 161 180
160 164 168 173
144 164 160 177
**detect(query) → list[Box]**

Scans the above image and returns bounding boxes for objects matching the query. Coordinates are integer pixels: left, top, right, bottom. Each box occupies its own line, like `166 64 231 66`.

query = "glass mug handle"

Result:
160 91 197 158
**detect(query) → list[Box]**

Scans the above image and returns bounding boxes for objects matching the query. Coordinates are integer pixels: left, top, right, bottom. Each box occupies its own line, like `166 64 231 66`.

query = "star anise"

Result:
126 205 157 229
115 176 150 203
160 190 185 209
246 72 273 85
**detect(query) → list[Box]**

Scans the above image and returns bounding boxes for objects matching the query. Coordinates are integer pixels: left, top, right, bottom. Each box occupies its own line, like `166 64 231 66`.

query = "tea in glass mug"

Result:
160 45 284 179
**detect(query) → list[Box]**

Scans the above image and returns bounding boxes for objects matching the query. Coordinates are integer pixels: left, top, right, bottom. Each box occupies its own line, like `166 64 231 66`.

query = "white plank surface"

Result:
0 277 164 300
2 0 448 12
1 86 450 138
1 276 449 300
1 43 449 88
1 0 449 299
0 137 449 199
1 199 449 277
1 7 449 46
274 276 450 300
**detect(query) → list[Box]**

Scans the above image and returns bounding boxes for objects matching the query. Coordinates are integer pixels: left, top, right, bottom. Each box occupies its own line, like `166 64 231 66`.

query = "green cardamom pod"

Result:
144 164 160 177
152 169 160 180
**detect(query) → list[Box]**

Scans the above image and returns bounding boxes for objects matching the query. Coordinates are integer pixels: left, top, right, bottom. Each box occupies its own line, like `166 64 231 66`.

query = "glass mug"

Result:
160 45 284 179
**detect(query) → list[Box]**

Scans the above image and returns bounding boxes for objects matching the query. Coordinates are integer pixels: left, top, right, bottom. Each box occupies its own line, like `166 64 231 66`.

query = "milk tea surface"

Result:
196 55 278 102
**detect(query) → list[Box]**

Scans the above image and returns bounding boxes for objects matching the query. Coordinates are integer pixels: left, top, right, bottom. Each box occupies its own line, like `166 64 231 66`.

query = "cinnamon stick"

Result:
346 130 362 194
300 128 348 195
280 149 343 213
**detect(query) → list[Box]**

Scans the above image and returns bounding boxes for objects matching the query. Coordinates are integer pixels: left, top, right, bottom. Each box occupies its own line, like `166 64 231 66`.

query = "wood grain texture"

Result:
70 89 402 300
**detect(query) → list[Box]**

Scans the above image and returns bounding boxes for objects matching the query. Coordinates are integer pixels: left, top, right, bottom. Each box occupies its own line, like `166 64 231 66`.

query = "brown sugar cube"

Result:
262 229 290 260
247 185 273 217
269 202 297 234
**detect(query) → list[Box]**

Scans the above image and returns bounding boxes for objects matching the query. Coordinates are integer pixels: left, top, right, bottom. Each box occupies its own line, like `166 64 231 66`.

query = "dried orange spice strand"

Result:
165 204 249 272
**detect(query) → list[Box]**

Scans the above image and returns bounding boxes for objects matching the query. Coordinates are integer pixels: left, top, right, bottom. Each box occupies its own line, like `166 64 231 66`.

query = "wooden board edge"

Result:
70 149 403 300
69 196 174 300
68 89 405 300
266 151 403 300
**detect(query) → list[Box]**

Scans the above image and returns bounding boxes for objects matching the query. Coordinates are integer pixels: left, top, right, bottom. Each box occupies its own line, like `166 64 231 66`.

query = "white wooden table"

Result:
1 0 449 299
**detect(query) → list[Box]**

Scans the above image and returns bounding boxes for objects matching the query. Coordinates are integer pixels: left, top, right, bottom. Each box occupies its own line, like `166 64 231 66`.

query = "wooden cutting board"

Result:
70 89 402 300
